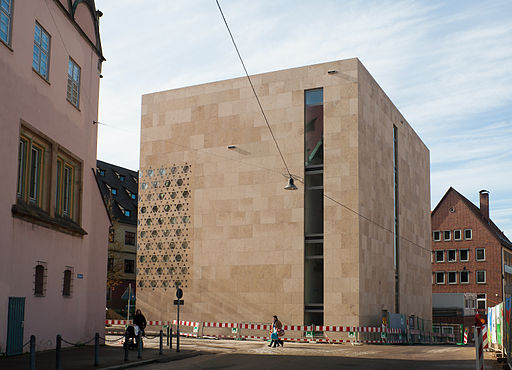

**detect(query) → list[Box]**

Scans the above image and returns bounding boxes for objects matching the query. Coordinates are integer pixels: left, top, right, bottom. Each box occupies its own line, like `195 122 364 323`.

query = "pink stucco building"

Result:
0 0 108 354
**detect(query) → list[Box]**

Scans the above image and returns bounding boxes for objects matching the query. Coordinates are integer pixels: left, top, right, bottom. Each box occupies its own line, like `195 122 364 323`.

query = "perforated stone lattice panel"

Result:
137 164 191 290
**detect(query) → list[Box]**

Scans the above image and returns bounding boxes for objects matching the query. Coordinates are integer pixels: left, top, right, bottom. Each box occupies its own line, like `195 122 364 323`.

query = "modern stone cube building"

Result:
137 59 431 327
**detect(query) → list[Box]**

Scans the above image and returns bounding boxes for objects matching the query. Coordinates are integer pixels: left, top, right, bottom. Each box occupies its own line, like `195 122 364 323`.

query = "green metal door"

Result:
6 297 25 356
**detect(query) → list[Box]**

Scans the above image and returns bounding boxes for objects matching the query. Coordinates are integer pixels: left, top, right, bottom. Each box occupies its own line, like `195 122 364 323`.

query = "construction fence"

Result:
105 316 456 345
488 300 509 366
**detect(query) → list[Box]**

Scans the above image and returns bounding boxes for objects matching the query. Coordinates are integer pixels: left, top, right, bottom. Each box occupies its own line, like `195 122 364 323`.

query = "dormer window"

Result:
114 171 125 182
117 202 131 217
125 188 137 200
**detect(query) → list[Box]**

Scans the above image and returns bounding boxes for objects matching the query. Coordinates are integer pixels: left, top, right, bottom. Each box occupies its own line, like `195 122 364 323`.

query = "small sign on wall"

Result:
77 273 84 279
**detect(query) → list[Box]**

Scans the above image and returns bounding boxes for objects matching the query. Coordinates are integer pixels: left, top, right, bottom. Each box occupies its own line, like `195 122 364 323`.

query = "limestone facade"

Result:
138 59 431 327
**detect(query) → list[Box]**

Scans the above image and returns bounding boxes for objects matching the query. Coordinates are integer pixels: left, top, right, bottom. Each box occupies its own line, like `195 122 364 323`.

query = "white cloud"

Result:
94 0 512 236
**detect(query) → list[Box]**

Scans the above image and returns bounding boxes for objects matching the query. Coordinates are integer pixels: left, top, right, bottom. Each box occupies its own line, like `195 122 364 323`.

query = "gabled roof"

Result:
432 187 512 248
55 0 105 61
96 160 138 225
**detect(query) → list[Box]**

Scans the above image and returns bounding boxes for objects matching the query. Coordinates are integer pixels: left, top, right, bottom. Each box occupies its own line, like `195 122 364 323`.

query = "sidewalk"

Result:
0 344 201 370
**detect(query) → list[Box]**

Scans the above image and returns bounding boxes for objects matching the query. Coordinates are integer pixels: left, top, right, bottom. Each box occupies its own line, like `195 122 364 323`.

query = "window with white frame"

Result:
0 0 13 46
454 229 462 240
464 229 472 240
448 271 457 284
433 231 441 242
460 249 469 262
476 270 486 284
442 326 454 335
435 250 444 263
66 58 81 108
33 22 51 80
465 296 475 309
436 272 445 284
443 230 451 241
477 294 486 310
476 248 485 261
447 249 456 262
460 270 469 284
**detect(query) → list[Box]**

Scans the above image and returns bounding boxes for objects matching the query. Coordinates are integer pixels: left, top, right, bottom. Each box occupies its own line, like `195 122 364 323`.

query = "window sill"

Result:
32 68 51 85
0 38 13 52
66 98 81 111
12 200 87 237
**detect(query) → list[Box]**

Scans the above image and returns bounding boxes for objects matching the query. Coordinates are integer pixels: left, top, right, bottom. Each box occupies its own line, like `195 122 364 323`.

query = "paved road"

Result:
133 337 502 370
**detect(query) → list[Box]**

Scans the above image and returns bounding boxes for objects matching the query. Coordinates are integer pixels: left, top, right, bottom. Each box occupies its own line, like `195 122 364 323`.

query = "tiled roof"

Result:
432 187 512 248
96 160 138 225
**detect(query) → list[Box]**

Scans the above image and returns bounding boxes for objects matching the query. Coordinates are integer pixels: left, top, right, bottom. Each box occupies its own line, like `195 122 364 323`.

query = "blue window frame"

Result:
66 58 81 107
32 22 50 80
0 0 13 46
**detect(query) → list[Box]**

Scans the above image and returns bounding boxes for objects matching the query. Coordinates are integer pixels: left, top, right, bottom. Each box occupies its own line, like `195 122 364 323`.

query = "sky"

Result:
94 0 512 238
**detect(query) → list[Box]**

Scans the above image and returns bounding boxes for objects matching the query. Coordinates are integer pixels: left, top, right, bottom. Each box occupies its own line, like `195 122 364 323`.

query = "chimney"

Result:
479 190 489 219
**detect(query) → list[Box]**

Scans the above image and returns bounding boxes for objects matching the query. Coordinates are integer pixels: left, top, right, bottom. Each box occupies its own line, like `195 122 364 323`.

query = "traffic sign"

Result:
176 288 183 299
173 299 184 305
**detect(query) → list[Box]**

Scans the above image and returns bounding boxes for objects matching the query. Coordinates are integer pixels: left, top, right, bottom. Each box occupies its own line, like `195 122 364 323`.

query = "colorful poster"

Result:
497 303 503 345
488 307 494 344
505 298 511 358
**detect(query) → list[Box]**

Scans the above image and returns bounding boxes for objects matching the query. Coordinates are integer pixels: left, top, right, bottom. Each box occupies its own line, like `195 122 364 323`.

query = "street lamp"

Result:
284 176 297 190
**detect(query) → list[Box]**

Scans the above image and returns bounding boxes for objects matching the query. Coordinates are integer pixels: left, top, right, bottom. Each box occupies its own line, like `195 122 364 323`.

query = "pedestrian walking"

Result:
268 315 284 347
133 309 147 348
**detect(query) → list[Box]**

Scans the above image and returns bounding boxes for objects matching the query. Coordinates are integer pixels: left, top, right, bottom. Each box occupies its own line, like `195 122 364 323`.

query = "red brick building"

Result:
432 188 512 328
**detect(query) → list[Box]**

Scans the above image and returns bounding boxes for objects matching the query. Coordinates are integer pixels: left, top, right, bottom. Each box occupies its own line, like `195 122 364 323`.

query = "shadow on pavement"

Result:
177 353 500 370
0 345 201 370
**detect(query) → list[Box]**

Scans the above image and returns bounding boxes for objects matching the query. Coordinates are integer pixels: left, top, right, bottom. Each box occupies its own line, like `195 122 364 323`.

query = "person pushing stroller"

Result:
268 315 284 348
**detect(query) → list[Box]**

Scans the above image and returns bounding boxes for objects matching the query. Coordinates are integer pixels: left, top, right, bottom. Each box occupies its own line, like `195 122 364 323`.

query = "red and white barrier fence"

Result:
105 319 409 344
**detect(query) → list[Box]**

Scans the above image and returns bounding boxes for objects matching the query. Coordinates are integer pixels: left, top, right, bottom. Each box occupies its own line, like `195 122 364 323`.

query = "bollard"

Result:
475 326 484 370
170 325 173 349
94 332 99 366
159 330 163 355
30 335 36 370
56 334 62 370
137 331 142 359
124 331 129 362
166 326 170 347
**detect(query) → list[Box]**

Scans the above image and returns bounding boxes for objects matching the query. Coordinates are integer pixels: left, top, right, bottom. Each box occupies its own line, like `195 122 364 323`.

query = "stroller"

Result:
125 325 143 350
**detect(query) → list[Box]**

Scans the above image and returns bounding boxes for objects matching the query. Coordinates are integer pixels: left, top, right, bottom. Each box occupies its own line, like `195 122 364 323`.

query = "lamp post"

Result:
176 288 183 352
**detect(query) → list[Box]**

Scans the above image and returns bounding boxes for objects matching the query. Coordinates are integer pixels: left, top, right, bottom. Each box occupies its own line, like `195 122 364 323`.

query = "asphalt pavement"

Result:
0 335 503 370
0 339 201 370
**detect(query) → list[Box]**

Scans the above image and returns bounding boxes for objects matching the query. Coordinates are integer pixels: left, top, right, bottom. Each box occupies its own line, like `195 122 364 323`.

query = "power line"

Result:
98 121 431 255
213 1 430 255
323 194 431 254
97 121 286 177
215 0 292 178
